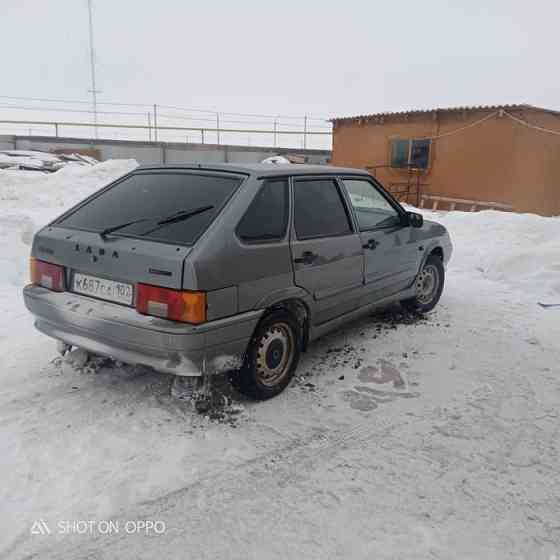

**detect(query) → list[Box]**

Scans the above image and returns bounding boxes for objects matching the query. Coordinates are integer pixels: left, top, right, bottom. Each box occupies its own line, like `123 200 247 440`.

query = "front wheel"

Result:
235 310 301 400
402 254 445 313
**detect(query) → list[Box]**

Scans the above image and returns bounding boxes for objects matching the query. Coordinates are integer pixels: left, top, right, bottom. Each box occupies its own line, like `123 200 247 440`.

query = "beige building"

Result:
331 104 560 216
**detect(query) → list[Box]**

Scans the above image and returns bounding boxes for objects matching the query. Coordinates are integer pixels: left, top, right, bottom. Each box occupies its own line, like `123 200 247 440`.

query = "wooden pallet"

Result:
419 194 513 212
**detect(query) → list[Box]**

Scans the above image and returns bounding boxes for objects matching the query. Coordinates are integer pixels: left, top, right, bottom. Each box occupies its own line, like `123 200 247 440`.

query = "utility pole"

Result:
87 0 100 139
273 117 278 148
303 115 308 149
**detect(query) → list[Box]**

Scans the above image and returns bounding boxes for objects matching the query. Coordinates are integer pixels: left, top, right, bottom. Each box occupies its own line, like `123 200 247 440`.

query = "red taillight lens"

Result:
136 283 207 324
30 258 65 292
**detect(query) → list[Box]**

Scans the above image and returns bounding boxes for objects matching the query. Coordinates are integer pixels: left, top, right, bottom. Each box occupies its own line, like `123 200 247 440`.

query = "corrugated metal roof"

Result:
330 104 556 123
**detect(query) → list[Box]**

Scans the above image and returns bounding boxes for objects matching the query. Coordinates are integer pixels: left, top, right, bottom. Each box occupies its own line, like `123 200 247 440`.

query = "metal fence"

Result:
0 97 333 149
0 118 332 148
1 134 331 166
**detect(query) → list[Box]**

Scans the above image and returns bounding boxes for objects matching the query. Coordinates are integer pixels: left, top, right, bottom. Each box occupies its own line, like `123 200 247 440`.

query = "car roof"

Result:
135 163 369 177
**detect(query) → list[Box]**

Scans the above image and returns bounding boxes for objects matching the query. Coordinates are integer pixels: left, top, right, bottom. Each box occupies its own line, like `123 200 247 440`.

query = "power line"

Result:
0 103 146 117
157 111 332 128
157 104 328 121
0 95 329 121
417 112 498 141
503 110 560 136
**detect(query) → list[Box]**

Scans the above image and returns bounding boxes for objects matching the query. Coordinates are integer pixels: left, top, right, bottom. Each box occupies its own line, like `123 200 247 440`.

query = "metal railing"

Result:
0 118 332 147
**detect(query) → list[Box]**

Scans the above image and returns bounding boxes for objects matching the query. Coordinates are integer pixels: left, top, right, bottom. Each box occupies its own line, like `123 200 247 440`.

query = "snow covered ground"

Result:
1 162 559 559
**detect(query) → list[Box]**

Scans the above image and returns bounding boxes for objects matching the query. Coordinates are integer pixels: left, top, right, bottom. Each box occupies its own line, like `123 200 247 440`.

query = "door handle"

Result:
294 251 318 265
362 239 379 250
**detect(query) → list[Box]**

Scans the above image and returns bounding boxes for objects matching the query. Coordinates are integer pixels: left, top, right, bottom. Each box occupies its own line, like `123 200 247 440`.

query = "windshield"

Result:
55 171 243 245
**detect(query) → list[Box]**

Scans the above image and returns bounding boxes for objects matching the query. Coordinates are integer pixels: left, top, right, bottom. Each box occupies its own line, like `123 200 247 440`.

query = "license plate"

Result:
72 272 133 306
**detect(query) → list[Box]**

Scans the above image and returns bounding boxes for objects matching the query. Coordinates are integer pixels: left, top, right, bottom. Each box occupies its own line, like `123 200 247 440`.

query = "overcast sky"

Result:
1 0 558 142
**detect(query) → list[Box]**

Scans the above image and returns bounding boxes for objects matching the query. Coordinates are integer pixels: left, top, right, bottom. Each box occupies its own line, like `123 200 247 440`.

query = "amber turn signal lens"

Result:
30 257 38 284
136 283 207 324
179 291 207 324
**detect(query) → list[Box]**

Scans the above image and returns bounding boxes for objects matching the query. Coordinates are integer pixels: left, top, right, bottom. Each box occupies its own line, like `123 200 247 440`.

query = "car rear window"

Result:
55 171 243 245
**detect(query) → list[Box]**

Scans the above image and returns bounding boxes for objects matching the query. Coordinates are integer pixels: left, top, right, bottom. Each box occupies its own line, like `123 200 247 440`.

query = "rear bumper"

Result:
23 285 262 376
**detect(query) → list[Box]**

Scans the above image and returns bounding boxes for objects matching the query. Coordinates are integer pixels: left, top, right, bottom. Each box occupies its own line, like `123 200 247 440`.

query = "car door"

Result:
291 176 364 326
340 176 421 300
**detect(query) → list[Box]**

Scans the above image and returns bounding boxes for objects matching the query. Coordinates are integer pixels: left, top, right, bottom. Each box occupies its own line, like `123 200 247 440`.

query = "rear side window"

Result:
294 179 352 239
236 179 288 243
56 172 242 245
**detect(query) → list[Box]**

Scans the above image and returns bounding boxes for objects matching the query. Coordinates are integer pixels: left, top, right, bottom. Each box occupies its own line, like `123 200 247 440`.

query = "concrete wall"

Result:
0 135 331 166
331 108 560 216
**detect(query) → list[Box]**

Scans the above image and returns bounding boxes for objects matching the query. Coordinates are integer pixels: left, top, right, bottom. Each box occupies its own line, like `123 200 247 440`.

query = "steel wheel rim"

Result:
416 263 439 304
256 322 295 387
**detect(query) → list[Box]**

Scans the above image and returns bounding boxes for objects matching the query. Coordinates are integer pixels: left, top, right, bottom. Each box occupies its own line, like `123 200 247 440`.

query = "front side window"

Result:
391 138 431 169
55 172 243 245
294 179 352 239
236 179 288 243
343 179 401 230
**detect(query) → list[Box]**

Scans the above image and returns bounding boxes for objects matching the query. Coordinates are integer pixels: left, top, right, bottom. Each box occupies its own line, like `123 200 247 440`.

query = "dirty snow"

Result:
0 150 98 172
0 163 559 559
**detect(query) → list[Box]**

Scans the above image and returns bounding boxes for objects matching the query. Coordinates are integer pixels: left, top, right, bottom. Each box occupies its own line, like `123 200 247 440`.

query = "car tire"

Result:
402 254 445 313
235 310 301 400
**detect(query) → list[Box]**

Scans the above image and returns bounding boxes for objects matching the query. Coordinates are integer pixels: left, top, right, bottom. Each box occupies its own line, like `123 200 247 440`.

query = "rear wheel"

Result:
402 254 444 313
235 310 301 400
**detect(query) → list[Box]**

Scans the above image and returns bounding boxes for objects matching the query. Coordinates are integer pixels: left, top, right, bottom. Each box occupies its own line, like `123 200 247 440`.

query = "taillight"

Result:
30 258 65 292
136 283 207 324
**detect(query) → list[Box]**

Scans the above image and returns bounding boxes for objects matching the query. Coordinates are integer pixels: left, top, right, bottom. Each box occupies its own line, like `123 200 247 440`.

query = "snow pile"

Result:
0 159 137 290
0 149 98 172
261 155 291 164
423 209 560 298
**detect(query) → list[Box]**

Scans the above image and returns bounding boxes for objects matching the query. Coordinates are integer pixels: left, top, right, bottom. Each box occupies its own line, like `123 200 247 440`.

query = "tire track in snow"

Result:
25 413 414 559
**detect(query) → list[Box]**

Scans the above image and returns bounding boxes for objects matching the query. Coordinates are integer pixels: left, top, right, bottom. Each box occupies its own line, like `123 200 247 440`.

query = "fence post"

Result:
201 129 205 144
153 104 158 142
216 113 220 145
303 115 308 149
54 123 59 137
274 118 278 148
147 113 152 142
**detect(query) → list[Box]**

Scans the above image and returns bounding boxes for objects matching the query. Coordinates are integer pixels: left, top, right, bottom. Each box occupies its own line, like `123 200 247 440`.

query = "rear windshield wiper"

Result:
140 205 215 236
99 217 150 239
98 205 215 240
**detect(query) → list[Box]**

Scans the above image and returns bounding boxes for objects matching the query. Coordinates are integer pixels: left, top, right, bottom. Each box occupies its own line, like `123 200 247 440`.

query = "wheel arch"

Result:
418 242 445 273
256 296 311 352
429 246 444 261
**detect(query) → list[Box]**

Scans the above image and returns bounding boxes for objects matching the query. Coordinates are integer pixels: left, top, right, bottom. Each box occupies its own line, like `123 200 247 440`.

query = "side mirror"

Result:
407 211 423 228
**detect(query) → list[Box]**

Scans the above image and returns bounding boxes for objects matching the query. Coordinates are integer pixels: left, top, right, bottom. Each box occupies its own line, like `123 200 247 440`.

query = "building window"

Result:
390 138 431 169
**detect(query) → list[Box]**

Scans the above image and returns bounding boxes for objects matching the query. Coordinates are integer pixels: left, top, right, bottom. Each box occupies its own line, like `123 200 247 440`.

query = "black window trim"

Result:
339 175 408 233
235 178 290 245
291 175 356 241
50 169 247 248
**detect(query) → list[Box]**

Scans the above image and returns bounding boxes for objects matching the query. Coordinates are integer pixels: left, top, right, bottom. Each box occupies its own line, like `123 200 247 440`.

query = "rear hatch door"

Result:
32 169 244 302
33 226 190 292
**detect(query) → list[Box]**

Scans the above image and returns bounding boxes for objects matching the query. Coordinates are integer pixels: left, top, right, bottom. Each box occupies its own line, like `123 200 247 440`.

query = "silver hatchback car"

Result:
24 164 452 399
